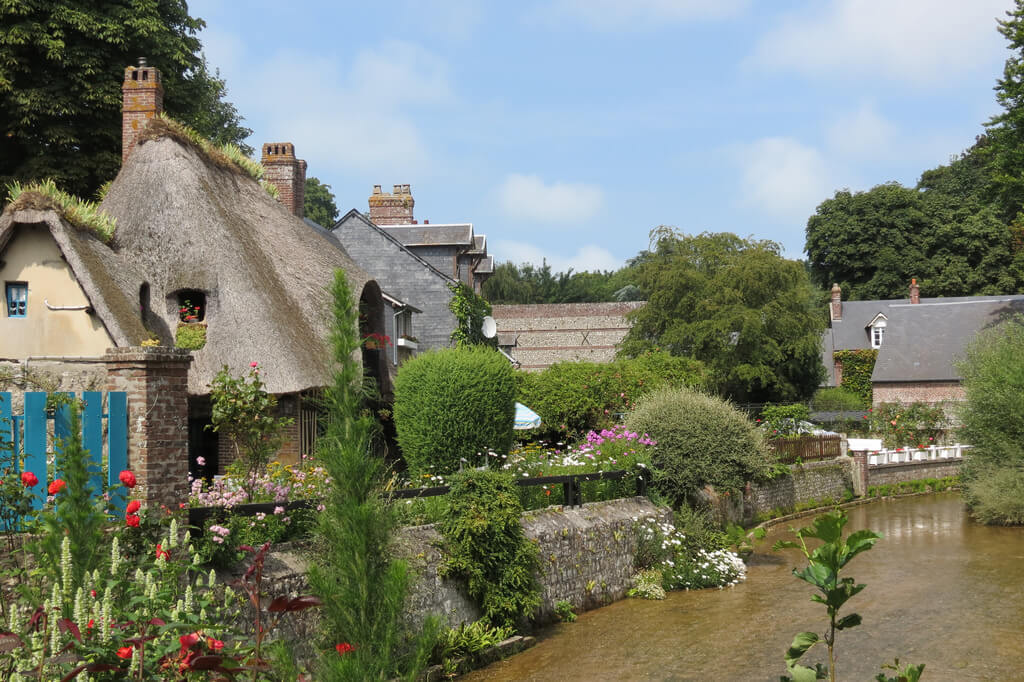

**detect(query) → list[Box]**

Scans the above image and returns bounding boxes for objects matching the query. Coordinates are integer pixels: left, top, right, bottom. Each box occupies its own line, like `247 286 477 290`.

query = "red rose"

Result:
119 470 136 489
156 543 170 561
207 638 224 651
125 514 140 528
336 642 355 656
116 646 133 659
20 471 38 488
250 361 259 367
126 499 141 515
48 479 66 495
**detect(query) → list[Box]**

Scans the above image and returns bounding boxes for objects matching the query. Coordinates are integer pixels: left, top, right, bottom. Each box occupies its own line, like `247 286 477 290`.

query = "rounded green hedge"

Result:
516 351 708 441
625 386 771 506
394 346 516 475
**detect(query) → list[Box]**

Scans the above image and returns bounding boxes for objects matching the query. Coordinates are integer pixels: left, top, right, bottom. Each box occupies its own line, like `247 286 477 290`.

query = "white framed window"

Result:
869 318 886 349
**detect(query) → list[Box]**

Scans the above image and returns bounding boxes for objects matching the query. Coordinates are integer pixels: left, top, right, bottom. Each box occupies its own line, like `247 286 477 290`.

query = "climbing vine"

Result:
438 470 541 629
448 282 497 348
833 349 877 407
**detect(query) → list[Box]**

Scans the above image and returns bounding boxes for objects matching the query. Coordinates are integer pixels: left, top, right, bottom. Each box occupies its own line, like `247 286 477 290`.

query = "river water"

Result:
463 493 1024 681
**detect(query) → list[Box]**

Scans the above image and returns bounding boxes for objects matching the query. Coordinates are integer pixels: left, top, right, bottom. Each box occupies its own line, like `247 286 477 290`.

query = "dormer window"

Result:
868 313 887 349
176 290 206 322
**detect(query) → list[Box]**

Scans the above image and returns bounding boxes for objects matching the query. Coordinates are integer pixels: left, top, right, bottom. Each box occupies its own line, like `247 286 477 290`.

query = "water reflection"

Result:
463 494 1024 682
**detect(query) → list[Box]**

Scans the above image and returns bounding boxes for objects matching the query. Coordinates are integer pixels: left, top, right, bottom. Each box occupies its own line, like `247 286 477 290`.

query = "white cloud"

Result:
825 102 898 160
493 240 622 273
541 0 749 29
217 41 453 175
748 0 1010 86
496 174 604 224
734 137 834 222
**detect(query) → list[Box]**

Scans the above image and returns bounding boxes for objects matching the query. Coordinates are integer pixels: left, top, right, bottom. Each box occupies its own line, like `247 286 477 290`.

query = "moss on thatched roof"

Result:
137 115 272 195
5 180 116 242
0 206 148 346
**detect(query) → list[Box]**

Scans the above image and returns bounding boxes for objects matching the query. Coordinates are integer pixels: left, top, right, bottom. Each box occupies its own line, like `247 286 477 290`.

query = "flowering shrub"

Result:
188 457 329 566
207 364 293 497
629 515 746 597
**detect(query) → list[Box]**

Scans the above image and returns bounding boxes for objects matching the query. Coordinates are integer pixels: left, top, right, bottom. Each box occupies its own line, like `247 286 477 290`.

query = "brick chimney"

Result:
368 184 414 225
260 143 307 217
830 283 842 321
909 278 920 304
122 57 163 164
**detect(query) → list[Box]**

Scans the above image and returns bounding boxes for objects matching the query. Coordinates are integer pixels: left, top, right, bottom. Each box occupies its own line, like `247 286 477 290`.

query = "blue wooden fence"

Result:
0 391 128 515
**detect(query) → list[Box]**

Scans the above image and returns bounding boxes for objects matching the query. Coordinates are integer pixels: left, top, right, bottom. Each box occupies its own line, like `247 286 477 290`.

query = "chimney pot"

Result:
909 278 920 304
373 185 382 194
260 141 306 217
369 183 415 225
122 59 163 164
830 283 842 322
137 57 147 67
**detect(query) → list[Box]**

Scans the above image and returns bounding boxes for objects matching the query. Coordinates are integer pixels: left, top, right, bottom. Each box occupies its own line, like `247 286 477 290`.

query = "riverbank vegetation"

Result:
958 316 1024 525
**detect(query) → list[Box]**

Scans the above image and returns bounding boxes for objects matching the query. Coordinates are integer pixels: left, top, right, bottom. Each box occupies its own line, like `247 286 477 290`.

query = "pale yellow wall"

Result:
0 225 113 359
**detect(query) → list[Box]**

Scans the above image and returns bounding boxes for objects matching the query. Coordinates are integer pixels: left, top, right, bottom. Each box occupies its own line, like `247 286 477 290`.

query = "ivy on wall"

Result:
833 349 877 407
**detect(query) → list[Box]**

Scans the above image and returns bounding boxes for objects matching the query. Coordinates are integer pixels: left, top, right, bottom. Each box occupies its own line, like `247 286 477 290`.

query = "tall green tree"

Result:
304 176 339 227
985 0 1024 223
481 259 640 304
0 0 251 200
620 228 824 403
805 144 1024 300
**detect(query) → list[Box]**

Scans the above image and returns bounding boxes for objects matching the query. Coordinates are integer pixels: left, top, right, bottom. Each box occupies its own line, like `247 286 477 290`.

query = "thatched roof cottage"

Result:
0 60 390 473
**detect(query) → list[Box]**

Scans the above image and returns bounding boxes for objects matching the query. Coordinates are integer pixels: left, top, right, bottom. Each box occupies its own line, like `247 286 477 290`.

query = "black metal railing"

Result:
188 468 651 533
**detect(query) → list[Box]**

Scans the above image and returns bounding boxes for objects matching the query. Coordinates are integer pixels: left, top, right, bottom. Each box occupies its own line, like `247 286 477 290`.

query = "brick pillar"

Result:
103 347 192 509
849 449 868 497
261 143 307 217
122 58 163 164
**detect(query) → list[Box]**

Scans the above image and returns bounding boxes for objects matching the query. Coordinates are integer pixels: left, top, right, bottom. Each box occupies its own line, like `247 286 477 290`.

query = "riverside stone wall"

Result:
866 460 961 487
744 459 855 521
249 497 671 636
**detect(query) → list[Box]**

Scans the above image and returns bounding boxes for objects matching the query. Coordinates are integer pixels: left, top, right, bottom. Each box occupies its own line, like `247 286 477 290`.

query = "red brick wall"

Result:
368 184 414 225
121 63 163 164
104 347 191 509
261 143 306 217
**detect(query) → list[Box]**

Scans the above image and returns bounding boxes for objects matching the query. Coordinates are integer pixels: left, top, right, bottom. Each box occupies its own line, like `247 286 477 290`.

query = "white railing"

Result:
866 444 971 466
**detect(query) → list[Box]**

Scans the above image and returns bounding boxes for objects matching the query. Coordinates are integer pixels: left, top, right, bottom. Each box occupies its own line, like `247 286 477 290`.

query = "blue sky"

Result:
189 0 1014 271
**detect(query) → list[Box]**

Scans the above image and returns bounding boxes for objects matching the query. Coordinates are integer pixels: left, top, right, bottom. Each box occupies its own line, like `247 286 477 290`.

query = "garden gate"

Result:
0 391 128 513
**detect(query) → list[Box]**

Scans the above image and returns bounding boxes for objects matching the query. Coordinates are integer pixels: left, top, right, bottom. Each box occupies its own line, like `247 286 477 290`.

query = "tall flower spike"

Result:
101 587 113 644
168 518 179 548
61 535 73 599
110 536 121 577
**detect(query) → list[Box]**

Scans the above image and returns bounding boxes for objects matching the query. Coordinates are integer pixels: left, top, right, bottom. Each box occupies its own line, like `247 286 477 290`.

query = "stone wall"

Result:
742 459 854 523
872 381 965 406
0 358 107 410
491 302 645 371
252 497 670 634
867 460 961 487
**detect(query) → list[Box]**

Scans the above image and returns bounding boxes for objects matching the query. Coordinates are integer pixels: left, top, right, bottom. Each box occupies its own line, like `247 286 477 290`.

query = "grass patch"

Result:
5 179 116 242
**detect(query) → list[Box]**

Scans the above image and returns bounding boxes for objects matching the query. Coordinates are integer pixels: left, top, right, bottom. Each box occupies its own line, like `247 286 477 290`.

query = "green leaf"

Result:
835 613 862 630
784 631 819 667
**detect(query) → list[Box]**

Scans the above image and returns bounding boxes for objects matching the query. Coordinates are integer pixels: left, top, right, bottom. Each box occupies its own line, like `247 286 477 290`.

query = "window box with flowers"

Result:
175 299 207 350
362 332 392 350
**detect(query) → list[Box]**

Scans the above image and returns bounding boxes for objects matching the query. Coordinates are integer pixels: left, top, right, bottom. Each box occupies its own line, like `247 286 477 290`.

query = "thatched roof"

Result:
0 204 149 346
99 134 372 395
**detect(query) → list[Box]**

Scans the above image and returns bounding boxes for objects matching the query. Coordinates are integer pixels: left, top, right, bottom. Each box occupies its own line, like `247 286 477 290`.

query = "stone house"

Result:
491 302 645 371
822 279 1024 406
0 59 391 492
332 184 495 352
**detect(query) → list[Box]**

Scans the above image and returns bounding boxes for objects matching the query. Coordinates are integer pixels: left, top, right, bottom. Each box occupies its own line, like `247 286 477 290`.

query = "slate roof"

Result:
380 223 474 247
825 295 1024 384
334 210 455 284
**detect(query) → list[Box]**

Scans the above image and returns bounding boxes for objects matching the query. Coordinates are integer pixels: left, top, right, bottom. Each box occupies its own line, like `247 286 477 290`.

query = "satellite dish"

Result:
481 315 497 339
